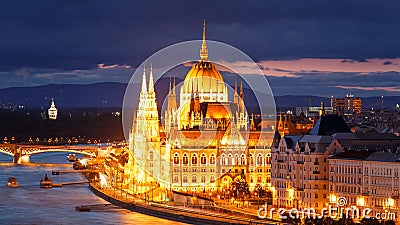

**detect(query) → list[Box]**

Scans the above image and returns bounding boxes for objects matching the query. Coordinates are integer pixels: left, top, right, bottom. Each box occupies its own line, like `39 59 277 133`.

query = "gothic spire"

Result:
173 76 176 95
169 77 172 93
148 64 154 93
141 65 147 94
234 81 238 104
200 20 208 60
240 80 244 97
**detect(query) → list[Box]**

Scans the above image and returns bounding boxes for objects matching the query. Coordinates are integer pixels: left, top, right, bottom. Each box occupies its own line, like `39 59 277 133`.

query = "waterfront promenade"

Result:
89 182 279 225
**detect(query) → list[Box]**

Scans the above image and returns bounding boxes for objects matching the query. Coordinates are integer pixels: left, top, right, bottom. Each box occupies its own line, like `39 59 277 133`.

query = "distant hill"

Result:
0 82 126 108
0 82 398 110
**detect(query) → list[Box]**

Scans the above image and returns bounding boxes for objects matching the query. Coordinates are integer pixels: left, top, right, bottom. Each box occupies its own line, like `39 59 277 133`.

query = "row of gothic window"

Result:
173 153 271 166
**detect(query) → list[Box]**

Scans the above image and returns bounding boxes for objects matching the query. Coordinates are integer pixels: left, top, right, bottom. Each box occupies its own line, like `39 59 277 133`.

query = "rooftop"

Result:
309 115 351 136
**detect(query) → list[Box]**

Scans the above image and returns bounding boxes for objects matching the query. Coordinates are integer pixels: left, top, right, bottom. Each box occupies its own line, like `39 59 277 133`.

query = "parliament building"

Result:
127 23 274 195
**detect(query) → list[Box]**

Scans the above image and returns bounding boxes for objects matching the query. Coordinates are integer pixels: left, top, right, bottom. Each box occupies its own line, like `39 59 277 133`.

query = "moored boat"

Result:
7 177 18 188
40 174 52 188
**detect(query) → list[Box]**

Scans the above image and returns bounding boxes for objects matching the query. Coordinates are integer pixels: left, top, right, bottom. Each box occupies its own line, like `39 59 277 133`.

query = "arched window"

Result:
174 153 179 164
191 154 197 165
192 175 197 183
265 153 271 164
210 175 215 183
210 154 216 165
201 154 207 165
221 154 226 165
257 154 263 165
240 154 246 165
257 175 262 183
173 175 179 183
201 175 206 183
149 151 154 161
183 175 188 183
183 154 188 164
228 154 233 165
234 154 239 165
250 154 254 165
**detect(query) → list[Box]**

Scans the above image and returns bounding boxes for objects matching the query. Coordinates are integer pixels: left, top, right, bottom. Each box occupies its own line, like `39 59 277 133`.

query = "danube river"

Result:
0 152 188 225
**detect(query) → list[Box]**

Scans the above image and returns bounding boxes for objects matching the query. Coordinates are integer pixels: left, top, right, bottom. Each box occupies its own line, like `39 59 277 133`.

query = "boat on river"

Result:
7 177 18 188
40 174 52 188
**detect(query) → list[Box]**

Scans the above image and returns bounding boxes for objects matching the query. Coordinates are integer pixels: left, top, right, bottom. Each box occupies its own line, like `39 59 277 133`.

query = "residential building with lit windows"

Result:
329 151 400 222
271 114 352 211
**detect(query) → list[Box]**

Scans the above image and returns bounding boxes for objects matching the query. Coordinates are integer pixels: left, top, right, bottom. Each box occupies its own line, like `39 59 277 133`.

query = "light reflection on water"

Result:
0 152 188 225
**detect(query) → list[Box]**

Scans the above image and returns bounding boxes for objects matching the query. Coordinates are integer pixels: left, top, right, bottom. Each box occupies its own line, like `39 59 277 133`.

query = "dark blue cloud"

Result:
1 0 400 72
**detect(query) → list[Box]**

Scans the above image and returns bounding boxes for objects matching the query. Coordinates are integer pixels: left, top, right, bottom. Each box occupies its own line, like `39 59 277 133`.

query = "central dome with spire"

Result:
184 20 224 84
180 21 228 105
178 21 232 130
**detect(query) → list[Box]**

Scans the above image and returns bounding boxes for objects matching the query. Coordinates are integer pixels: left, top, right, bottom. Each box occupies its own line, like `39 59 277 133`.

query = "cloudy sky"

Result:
1 0 400 97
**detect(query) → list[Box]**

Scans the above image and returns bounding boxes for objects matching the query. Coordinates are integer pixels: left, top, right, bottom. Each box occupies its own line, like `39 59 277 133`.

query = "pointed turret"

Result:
200 20 208 60
239 81 245 113
249 113 255 130
148 64 155 93
167 77 177 112
173 77 176 95
141 66 147 94
240 80 244 98
194 85 200 113
234 81 238 104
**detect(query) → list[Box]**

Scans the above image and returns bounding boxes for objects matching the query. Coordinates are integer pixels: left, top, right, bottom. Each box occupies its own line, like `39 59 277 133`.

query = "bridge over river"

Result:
0 144 98 163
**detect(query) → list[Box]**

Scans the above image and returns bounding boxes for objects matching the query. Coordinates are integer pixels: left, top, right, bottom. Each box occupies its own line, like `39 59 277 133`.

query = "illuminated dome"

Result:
186 61 223 82
183 60 224 93
178 21 230 129
180 21 228 105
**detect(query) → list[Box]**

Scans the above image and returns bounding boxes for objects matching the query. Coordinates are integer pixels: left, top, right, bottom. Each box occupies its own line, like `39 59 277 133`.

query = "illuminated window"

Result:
183 175 188 183
265 155 271 164
240 154 246 165
192 175 197 183
221 154 226 165
174 153 179 164
192 154 197 165
149 151 154 161
201 154 206 165
183 154 188 164
257 154 263 165
210 154 216 164
210 175 215 183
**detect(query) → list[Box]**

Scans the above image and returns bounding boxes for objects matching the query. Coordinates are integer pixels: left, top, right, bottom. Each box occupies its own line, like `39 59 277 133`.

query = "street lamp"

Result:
388 197 394 211
255 192 259 209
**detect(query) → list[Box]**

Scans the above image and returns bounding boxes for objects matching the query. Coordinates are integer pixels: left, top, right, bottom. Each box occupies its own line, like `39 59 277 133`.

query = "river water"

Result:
0 152 188 225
